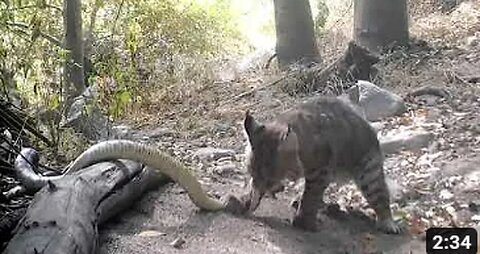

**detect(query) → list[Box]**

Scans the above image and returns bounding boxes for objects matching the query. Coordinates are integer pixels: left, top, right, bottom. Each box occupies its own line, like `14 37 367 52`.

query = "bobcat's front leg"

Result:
292 174 328 231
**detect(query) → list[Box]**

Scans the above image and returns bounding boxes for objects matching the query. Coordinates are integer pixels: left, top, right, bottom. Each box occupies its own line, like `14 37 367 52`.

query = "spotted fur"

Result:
243 96 400 234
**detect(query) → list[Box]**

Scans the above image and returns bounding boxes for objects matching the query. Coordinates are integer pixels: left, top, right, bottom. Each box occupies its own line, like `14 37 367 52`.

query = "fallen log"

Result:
97 164 168 225
0 207 27 251
405 85 451 100
3 159 168 254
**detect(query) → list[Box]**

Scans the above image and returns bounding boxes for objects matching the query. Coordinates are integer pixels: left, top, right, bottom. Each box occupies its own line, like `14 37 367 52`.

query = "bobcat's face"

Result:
243 111 300 211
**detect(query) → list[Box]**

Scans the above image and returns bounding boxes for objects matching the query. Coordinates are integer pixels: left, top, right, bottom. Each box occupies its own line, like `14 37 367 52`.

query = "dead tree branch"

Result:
4 159 168 254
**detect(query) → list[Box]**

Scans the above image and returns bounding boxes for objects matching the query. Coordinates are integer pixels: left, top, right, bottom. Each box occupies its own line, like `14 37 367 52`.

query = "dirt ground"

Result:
98 182 424 254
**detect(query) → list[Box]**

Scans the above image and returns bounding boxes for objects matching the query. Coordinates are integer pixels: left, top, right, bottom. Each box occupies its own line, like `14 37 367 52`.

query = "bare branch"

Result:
2 3 62 12
5 21 63 48
111 0 126 35
44 3 63 12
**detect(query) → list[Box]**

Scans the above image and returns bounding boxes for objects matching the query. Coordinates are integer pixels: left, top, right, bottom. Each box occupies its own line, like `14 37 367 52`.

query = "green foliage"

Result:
85 0 247 120
314 0 329 34
0 0 248 158
122 0 244 56
48 93 60 109
0 0 246 121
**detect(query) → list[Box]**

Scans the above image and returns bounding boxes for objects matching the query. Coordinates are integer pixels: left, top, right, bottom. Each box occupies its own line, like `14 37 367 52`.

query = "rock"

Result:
194 147 235 162
170 237 186 249
137 230 167 237
112 125 133 139
466 35 479 47
439 189 454 200
469 201 480 212
471 215 480 222
369 121 385 133
147 127 176 139
236 47 275 73
62 85 111 140
354 80 407 121
380 129 434 154
212 163 237 177
417 95 440 106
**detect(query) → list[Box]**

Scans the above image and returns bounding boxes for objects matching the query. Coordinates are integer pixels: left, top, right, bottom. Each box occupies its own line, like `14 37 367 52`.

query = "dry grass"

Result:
411 0 480 46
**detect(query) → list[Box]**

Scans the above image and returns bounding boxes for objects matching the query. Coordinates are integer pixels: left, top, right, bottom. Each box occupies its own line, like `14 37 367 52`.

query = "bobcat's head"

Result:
243 110 301 212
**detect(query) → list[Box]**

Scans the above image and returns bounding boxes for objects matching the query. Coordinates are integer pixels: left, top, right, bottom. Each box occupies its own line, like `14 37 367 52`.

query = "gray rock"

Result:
354 80 407 121
466 35 479 47
337 89 386 133
380 130 434 154
147 127 176 139
212 163 237 176
112 125 133 139
62 85 111 140
369 121 385 133
170 237 186 249
194 147 235 162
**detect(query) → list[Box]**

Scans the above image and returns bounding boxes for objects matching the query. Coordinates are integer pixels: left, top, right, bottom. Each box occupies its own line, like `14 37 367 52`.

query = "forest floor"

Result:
97 39 480 253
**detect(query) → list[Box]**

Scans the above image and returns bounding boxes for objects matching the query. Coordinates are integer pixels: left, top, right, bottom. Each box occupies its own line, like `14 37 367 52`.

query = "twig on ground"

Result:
221 75 288 106
406 85 452 99
3 186 26 200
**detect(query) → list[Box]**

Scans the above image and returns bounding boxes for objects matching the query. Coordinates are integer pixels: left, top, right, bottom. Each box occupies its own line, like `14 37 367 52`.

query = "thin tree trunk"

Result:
82 0 102 86
274 0 320 69
353 0 409 53
63 0 86 103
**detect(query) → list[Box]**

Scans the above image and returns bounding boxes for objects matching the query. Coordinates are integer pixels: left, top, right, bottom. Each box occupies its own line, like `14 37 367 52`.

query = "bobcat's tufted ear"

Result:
280 124 292 141
346 85 360 104
278 124 298 152
244 110 264 139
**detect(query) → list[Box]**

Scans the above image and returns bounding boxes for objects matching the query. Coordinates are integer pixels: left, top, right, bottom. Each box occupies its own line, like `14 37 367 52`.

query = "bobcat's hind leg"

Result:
355 162 401 234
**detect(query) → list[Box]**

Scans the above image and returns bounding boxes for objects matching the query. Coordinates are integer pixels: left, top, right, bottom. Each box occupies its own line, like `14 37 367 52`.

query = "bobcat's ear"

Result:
280 124 292 141
244 110 263 138
346 85 360 104
279 124 298 151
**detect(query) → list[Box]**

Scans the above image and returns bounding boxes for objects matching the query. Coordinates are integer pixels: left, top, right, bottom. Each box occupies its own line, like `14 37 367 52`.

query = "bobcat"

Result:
242 96 400 234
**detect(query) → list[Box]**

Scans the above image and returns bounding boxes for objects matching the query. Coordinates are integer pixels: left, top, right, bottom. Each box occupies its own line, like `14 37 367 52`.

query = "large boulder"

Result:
379 129 434 154
193 147 236 162
351 80 407 121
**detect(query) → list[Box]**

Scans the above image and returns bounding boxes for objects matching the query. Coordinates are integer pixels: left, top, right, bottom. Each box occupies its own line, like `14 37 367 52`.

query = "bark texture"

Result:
354 0 409 53
3 160 167 254
274 0 320 69
63 0 86 101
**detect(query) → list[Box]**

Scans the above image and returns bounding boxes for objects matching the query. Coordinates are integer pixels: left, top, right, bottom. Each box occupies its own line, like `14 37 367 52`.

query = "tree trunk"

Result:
63 0 86 103
353 0 409 53
3 160 168 254
274 0 320 69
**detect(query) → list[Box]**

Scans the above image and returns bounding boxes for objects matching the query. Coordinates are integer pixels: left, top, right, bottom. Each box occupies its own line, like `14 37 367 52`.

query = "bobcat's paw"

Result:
223 194 249 215
290 197 300 210
377 218 402 234
292 214 318 232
